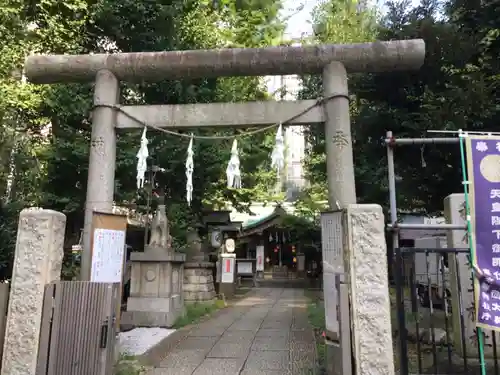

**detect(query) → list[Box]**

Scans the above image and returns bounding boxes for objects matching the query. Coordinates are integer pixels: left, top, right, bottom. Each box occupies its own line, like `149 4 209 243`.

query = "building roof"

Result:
229 202 295 224
111 205 148 229
243 206 287 230
237 205 291 238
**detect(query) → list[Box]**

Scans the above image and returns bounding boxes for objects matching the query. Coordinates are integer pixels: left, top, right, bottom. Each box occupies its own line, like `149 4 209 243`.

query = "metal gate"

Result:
392 246 500 374
36 281 119 375
386 132 500 375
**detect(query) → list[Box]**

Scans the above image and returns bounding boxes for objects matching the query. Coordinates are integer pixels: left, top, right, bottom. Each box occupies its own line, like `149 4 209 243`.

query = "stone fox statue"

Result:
148 192 172 249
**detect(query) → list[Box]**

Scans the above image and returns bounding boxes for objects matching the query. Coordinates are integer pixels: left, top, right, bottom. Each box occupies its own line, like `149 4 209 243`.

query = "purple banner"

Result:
467 136 500 331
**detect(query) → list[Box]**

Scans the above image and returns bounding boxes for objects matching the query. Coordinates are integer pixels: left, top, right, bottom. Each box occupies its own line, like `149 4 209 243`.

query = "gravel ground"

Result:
118 328 176 356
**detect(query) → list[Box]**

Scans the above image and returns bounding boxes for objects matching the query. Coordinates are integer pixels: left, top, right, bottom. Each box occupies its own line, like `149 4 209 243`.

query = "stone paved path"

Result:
149 288 317 375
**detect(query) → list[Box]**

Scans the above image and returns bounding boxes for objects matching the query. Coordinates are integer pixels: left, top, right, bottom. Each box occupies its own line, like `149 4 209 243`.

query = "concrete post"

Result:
323 61 357 208
81 70 120 280
1 208 65 375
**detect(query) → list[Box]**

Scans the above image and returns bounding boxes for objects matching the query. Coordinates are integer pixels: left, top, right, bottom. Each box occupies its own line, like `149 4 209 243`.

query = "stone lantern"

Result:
183 225 217 303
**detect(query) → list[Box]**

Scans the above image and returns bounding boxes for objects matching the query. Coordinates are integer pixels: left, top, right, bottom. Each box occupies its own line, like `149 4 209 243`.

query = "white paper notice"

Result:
237 261 252 275
221 257 235 283
91 228 126 283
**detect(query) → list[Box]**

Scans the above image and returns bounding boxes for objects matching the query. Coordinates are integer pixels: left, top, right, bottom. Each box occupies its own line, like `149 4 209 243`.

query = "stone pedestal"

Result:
219 253 236 299
183 262 216 302
122 249 186 328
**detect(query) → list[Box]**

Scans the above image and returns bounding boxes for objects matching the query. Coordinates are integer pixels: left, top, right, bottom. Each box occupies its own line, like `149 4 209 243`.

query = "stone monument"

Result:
183 228 216 303
344 204 394 375
1 208 65 375
122 200 186 327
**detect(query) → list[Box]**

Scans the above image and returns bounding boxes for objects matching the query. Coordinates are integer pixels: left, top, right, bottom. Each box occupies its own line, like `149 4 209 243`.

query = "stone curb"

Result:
137 327 190 367
135 288 254 368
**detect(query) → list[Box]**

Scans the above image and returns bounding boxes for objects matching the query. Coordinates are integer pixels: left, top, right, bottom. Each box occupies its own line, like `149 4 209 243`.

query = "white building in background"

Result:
262 0 319 200
265 61 307 201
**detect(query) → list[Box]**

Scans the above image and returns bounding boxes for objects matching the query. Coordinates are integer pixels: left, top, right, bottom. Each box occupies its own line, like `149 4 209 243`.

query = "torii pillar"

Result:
24 40 425 373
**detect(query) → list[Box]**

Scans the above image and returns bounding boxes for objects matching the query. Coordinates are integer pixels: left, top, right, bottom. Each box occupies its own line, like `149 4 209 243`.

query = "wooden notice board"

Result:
90 211 128 331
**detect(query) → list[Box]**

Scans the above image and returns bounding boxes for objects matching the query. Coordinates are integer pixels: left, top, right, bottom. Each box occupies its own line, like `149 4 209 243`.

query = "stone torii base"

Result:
24 39 425 374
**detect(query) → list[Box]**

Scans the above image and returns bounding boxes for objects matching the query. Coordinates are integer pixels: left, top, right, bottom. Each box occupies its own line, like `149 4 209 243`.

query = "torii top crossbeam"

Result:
24 39 425 84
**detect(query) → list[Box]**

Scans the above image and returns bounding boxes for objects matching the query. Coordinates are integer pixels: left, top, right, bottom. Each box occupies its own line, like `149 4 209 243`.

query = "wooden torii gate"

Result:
25 39 425 374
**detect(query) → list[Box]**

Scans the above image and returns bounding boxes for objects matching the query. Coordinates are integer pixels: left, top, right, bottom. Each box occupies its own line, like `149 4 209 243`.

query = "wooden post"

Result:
90 211 128 331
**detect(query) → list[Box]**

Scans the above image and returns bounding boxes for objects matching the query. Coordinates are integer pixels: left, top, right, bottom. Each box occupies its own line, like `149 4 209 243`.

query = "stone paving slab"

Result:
207 341 252 358
192 358 245 375
256 328 289 338
187 325 227 337
239 371 292 375
244 307 268 314
218 330 256 342
261 321 291 330
232 316 263 324
158 349 207 368
150 366 199 375
226 324 260 332
147 288 316 375
244 350 290 371
251 335 290 351
176 336 218 350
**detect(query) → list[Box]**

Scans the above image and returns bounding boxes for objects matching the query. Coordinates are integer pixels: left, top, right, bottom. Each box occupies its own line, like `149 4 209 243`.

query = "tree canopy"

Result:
0 0 499 278
0 0 286 278
298 0 500 216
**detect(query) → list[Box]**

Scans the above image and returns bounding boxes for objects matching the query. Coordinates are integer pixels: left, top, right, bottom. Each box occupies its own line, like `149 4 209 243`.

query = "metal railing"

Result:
393 246 500 374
